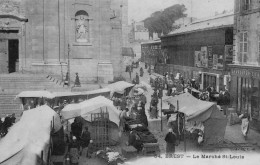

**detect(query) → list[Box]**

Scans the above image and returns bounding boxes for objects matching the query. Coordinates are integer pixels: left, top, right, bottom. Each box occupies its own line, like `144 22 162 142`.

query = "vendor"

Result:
137 106 148 128
128 131 143 152
87 140 95 158
71 118 83 140
120 108 130 132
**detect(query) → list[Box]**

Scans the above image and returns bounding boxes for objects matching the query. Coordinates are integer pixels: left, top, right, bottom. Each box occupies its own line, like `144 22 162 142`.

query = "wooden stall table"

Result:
121 146 138 159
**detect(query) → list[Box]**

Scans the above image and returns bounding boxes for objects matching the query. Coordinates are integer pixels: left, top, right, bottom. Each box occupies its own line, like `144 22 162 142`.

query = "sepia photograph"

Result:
0 0 259 165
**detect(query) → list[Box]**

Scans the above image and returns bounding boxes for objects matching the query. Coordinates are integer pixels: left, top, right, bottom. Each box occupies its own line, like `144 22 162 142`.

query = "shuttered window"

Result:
239 31 248 63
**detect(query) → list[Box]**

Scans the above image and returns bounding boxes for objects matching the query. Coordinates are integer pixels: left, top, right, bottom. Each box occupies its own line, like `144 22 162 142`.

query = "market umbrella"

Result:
16 90 55 99
134 82 149 92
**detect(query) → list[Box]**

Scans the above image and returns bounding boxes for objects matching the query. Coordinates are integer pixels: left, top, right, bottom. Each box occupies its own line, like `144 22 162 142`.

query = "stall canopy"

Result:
61 96 121 126
53 88 111 98
106 81 135 96
0 105 61 165
164 93 227 142
16 90 55 99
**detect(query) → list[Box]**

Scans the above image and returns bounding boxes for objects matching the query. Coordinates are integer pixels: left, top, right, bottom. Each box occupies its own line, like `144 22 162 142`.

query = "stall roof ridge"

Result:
162 13 234 38
141 39 161 45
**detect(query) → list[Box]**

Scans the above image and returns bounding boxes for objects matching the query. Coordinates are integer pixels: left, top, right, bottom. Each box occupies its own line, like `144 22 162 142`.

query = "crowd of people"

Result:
66 118 95 165
0 113 16 138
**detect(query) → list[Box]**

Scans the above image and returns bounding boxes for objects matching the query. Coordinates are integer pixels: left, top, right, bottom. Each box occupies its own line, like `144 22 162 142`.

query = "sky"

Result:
128 0 234 24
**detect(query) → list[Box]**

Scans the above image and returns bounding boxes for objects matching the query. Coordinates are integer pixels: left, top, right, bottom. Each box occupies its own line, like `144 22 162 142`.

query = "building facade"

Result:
0 0 128 83
229 0 260 130
141 40 163 66
159 14 234 92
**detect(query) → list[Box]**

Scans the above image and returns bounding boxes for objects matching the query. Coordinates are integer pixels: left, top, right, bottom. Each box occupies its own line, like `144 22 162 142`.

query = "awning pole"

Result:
184 114 186 152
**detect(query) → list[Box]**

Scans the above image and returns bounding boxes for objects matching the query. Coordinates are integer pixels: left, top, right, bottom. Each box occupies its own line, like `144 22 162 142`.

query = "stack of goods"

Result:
133 126 158 143
96 148 126 164
125 119 143 127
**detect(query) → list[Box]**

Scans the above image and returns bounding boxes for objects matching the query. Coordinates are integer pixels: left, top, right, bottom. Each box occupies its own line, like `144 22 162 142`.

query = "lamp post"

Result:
67 44 71 87
158 79 164 132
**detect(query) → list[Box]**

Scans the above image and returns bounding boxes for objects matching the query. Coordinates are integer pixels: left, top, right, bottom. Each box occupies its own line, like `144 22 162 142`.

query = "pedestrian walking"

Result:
128 65 132 80
140 67 144 77
164 128 177 154
239 113 250 140
135 73 140 84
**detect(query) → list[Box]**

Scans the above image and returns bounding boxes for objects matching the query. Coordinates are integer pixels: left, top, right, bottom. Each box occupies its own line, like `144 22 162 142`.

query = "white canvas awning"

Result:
16 91 55 99
106 81 135 96
0 105 61 165
61 96 121 126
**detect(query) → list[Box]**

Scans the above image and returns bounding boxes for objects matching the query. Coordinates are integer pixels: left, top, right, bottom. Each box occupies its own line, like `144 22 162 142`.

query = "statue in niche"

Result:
75 11 89 43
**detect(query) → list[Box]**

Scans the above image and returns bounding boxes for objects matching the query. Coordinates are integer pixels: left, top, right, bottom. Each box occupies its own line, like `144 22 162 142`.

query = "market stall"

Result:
61 96 121 146
16 90 55 109
0 105 61 165
164 93 227 144
106 81 135 98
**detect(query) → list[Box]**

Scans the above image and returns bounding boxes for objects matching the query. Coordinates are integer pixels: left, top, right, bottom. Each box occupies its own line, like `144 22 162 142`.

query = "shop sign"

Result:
213 54 218 69
208 46 213 68
232 68 260 79
194 47 208 68
225 45 233 64
194 51 202 67
251 71 260 79
201 46 208 68
231 69 251 77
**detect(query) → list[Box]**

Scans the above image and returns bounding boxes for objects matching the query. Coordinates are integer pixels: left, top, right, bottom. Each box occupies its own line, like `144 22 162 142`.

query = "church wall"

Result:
0 0 127 83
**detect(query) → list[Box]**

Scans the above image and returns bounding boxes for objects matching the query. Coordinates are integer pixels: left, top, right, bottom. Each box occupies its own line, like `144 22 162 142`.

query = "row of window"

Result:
241 0 251 11
238 31 260 63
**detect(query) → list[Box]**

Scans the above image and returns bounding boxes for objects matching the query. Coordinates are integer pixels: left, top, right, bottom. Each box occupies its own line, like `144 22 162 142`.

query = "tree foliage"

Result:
143 4 187 35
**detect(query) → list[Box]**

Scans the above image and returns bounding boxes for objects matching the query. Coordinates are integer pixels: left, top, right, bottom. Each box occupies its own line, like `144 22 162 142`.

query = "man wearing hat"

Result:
164 128 177 154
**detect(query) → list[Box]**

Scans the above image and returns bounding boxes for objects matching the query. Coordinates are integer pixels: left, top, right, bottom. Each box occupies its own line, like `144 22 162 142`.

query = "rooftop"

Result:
162 13 234 38
141 39 161 45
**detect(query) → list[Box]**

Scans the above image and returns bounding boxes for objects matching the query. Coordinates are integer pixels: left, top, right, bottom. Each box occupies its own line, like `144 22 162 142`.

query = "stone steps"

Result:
0 73 69 117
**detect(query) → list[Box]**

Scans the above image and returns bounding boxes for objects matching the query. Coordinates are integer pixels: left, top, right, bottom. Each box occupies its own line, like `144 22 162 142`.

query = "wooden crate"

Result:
142 143 160 156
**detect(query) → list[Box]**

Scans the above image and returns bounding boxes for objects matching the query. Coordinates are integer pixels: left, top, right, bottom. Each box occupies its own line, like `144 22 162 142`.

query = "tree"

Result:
144 4 187 35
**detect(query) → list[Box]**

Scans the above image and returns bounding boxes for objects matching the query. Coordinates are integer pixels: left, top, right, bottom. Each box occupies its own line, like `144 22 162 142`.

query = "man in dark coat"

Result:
136 73 140 84
10 113 16 125
71 118 82 140
165 128 177 154
81 127 91 149
140 67 144 77
128 131 136 146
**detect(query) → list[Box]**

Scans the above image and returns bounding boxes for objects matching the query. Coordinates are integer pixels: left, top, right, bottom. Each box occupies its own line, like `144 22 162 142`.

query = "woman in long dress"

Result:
239 113 250 140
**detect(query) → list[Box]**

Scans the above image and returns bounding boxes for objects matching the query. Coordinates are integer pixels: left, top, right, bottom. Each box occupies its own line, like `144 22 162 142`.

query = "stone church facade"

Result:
0 0 128 83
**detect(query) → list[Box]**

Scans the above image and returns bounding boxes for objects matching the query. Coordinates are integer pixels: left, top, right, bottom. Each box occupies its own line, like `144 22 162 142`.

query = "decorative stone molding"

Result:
0 0 27 22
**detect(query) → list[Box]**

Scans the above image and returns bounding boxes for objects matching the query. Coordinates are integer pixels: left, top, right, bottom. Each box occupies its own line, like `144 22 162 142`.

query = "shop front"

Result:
230 65 260 131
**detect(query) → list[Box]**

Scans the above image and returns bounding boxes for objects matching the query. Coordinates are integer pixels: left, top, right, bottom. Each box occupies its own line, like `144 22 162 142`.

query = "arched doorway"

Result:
0 0 27 74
